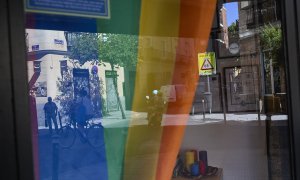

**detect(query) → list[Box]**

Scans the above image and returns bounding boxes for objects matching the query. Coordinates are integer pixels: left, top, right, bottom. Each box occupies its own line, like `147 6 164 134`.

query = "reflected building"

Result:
197 0 285 113
26 30 125 126
124 0 285 115
124 5 229 113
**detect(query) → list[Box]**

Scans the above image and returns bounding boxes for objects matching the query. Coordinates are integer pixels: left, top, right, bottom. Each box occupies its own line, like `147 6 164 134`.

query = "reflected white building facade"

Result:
26 29 125 126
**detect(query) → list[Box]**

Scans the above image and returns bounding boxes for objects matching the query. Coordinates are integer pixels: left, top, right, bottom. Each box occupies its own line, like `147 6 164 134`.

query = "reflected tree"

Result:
228 20 239 36
56 68 74 120
68 33 101 66
90 71 107 117
99 33 138 119
260 24 283 94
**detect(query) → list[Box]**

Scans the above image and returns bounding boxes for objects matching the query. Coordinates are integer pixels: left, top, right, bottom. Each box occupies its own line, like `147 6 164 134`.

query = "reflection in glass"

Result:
25 0 292 180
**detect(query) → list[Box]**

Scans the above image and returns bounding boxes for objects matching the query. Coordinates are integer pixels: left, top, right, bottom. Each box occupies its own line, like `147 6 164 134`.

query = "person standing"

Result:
73 90 93 140
81 90 94 120
43 97 58 134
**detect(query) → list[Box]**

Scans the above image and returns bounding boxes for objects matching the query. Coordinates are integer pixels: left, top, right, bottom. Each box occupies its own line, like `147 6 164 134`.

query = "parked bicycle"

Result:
57 112 104 149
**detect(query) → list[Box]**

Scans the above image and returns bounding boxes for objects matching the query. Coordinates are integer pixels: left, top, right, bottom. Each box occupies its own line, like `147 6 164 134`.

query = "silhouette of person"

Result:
81 90 93 120
43 97 58 134
75 89 94 139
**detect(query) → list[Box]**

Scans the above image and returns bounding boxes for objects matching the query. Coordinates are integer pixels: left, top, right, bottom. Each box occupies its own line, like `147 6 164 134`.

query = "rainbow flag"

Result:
26 0 217 179
98 0 217 180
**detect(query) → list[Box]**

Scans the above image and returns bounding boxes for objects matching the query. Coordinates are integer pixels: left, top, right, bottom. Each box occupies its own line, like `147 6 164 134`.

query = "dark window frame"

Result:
2 0 300 179
3 0 35 179
283 0 300 179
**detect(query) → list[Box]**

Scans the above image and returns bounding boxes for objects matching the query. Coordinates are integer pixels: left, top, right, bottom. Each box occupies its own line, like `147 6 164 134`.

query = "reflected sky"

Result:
224 2 239 25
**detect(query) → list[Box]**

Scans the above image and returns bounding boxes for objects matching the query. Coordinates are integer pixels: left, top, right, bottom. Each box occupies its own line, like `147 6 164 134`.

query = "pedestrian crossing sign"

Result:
198 52 216 75
201 58 214 70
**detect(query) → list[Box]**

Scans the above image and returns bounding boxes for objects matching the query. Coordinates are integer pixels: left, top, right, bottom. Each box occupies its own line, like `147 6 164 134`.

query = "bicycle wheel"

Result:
87 124 104 149
58 125 76 149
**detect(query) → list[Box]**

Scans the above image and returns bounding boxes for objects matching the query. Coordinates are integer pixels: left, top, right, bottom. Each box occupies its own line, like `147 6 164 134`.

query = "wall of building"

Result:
26 29 125 126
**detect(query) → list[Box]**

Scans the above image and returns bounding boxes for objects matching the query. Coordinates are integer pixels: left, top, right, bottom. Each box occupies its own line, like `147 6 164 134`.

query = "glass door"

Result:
23 0 293 179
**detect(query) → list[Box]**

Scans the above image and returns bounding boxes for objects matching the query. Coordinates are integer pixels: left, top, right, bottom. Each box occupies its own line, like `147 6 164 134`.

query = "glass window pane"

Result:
24 0 292 179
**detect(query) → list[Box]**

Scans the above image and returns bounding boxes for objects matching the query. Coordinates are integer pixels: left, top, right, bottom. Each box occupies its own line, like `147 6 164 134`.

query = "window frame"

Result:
2 0 300 179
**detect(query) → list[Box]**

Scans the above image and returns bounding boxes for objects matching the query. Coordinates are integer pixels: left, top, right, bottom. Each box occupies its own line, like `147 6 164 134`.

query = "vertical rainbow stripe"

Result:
99 0 217 179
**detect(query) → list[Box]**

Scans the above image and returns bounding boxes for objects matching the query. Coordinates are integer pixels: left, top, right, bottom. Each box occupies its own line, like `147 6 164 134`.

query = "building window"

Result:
60 60 67 77
33 61 41 73
246 7 254 26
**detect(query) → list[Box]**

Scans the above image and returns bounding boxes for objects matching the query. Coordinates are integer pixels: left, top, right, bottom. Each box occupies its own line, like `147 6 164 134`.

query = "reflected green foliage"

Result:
69 33 100 65
260 24 282 65
260 24 284 94
56 68 74 120
99 33 138 119
90 74 107 116
99 33 138 68
228 20 239 35
68 32 138 67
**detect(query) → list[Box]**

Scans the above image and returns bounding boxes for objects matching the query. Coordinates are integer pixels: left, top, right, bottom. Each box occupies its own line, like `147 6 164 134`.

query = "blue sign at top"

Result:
25 0 110 19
